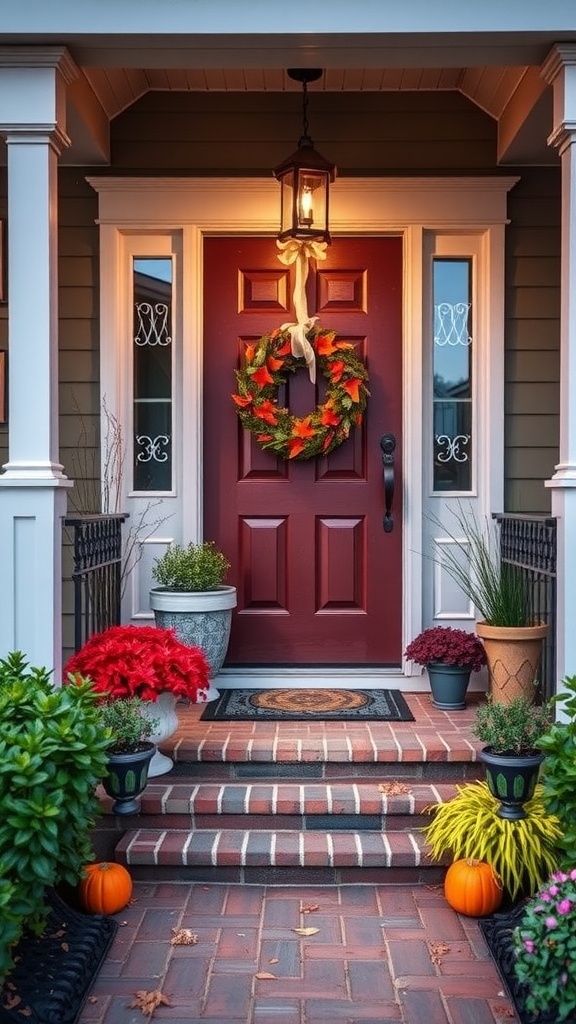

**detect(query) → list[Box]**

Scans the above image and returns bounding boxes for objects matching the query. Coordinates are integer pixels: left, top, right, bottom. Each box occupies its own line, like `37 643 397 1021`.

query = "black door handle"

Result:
380 433 396 533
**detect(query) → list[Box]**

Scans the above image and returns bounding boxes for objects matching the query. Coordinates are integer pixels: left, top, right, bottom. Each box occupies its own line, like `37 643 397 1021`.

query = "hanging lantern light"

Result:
273 68 336 244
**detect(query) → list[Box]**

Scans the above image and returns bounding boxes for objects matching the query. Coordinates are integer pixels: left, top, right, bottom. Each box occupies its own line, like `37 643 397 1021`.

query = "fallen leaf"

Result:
130 989 172 1018
378 781 412 794
170 928 198 945
17 1008 32 1017
292 927 320 936
268 957 279 964
60 942 69 953
428 941 451 965
3 994 20 1010
88 997 98 1004
493 1006 515 1018
255 971 277 980
301 903 320 913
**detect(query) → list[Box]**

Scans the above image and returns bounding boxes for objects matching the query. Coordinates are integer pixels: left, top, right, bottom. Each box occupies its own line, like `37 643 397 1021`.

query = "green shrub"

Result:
151 540 230 591
537 674 576 863
0 652 111 983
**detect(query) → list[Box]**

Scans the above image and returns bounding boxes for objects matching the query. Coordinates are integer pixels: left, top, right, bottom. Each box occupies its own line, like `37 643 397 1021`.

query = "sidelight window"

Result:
132 257 173 491
432 258 473 492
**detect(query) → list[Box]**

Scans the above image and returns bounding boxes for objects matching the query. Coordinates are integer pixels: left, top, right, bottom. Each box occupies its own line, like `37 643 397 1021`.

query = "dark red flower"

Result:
404 626 487 672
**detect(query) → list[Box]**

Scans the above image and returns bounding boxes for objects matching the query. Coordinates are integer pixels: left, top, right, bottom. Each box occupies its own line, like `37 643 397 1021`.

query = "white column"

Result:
0 49 76 679
542 45 576 687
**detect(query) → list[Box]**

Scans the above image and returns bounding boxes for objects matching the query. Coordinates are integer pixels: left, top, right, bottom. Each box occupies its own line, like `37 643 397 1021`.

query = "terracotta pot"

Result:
475 622 548 704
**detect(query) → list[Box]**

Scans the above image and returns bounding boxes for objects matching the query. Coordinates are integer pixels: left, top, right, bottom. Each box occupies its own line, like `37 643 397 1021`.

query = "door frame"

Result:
89 175 518 689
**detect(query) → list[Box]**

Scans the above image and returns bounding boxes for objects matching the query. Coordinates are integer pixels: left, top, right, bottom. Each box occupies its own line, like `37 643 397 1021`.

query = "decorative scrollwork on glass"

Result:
436 434 470 463
136 435 171 463
434 302 472 347
135 302 172 346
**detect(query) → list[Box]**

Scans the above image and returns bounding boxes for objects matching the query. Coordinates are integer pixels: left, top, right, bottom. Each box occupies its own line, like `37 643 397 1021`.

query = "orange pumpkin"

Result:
444 858 503 917
79 862 133 915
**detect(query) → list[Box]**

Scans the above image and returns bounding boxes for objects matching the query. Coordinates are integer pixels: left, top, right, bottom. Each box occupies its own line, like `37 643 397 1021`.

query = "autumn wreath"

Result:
232 326 369 459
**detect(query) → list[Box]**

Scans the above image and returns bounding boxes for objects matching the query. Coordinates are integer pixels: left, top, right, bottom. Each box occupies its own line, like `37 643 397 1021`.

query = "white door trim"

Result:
88 175 518 690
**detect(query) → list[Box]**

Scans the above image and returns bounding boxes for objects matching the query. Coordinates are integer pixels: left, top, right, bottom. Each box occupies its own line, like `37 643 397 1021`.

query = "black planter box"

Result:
0 889 117 1024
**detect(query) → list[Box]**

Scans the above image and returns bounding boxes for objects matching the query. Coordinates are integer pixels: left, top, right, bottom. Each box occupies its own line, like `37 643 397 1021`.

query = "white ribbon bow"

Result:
276 238 328 383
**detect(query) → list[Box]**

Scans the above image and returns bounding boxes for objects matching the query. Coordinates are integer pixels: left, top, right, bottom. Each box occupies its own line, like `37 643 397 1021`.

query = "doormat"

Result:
200 688 415 722
479 902 561 1024
0 888 117 1024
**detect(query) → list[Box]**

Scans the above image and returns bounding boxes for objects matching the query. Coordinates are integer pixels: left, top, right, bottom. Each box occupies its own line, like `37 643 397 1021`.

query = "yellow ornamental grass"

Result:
423 781 561 901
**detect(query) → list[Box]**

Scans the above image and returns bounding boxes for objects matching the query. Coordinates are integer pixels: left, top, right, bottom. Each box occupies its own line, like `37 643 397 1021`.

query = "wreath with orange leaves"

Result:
232 326 369 460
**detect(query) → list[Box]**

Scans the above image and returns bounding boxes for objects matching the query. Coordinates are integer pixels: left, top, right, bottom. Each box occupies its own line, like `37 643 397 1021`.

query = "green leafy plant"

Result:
537 674 576 861
0 652 111 983
97 697 157 754
513 867 576 1022
151 540 231 592
423 781 561 900
473 695 553 754
430 504 530 627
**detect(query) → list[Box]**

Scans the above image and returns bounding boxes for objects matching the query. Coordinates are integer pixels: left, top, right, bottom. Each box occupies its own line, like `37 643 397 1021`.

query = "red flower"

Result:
287 438 305 458
251 365 275 387
232 393 253 408
292 416 316 439
404 627 487 673
329 359 345 383
320 405 341 428
244 343 256 363
343 378 362 403
253 400 278 425
63 625 210 703
257 433 274 443
267 356 284 372
315 333 338 356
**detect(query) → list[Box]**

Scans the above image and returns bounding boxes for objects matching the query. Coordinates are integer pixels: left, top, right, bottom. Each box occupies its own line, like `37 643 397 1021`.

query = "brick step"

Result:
115 826 448 885
100 779 458 833
163 758 484 782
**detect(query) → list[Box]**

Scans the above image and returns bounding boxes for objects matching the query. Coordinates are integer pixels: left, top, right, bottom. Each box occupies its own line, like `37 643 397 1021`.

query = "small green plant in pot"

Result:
430 503 548 703
96 697 157 815
473 695 553 820
0 652 111 984
149 540 237 690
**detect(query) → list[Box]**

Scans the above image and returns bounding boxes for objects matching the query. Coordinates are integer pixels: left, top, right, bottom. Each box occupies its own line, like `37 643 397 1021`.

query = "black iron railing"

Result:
64 514 127 653
494 513 557 700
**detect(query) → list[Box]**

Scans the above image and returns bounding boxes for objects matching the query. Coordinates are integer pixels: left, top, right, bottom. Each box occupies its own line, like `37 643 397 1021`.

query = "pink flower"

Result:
523 939 535 954
545 916 558 929
557 900 572 915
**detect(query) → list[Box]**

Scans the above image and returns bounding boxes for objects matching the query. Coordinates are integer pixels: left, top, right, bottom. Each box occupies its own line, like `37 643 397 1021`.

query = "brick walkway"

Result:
78 880 517 1024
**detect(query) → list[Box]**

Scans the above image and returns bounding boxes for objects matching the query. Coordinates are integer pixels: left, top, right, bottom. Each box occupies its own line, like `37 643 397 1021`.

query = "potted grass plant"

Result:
430 504 548 704
149 540 237 696
405 625 487 710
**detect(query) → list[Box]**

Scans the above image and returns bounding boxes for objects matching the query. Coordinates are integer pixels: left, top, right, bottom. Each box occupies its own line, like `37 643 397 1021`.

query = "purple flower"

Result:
545 916 558 929
523 939 535 954
548 885 559 896
557 899 572 915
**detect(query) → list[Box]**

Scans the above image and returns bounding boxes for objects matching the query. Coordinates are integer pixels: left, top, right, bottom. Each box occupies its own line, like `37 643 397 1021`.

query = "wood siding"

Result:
505 169 561 513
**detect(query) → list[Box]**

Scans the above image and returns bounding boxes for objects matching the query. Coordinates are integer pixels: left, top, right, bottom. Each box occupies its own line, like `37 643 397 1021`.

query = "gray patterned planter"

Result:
149 585 237 699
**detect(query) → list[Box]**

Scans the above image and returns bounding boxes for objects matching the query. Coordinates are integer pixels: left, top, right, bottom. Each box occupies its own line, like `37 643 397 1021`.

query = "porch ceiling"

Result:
63 61 554 168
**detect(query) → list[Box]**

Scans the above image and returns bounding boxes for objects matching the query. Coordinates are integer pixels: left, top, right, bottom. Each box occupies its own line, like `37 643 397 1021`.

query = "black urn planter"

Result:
479 747 544 820
102 742 156 815
426 662 472 710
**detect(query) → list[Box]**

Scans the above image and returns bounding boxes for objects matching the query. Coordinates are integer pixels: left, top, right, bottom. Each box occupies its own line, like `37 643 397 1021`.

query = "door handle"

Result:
380 433 396 533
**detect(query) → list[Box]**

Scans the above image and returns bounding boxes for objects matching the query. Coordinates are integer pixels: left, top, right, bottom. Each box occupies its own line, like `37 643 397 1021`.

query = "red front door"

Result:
203 236 403 666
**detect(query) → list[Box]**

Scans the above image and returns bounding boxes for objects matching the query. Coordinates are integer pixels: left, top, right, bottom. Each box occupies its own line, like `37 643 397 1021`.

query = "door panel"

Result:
203 236 403 666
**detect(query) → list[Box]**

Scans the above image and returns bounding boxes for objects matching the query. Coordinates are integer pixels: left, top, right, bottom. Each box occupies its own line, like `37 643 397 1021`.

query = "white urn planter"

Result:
149 585 237 702
140 691 180 777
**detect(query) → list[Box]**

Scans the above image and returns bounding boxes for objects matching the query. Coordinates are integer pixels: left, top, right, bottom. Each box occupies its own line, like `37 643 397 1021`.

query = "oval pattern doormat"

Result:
200 688 415 721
